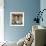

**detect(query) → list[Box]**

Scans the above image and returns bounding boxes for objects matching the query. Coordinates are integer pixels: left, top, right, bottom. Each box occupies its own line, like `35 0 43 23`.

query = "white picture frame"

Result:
10 12 24 26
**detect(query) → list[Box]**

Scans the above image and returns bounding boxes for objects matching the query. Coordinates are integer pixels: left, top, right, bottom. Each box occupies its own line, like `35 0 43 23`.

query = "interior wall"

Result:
4 0 40 42
0 0 4 42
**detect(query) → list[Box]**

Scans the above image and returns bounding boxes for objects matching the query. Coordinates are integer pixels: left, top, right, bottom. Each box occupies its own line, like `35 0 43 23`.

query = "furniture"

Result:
31 25 46 46
6 25 46 46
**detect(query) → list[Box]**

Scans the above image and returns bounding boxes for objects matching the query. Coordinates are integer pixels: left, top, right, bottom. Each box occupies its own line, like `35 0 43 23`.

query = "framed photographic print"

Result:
10 12 24 26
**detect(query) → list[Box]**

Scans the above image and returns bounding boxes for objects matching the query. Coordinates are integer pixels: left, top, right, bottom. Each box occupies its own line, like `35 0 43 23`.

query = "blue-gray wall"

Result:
4 0 40 42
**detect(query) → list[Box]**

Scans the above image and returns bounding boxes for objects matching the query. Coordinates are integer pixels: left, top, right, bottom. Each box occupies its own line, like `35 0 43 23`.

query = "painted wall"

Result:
4 0 40 42
0 0 4 42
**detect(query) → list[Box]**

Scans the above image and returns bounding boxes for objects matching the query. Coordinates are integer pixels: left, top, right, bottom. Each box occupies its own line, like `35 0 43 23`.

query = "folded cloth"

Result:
17 31 34 46
23 32 34 46
17 37 25 46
